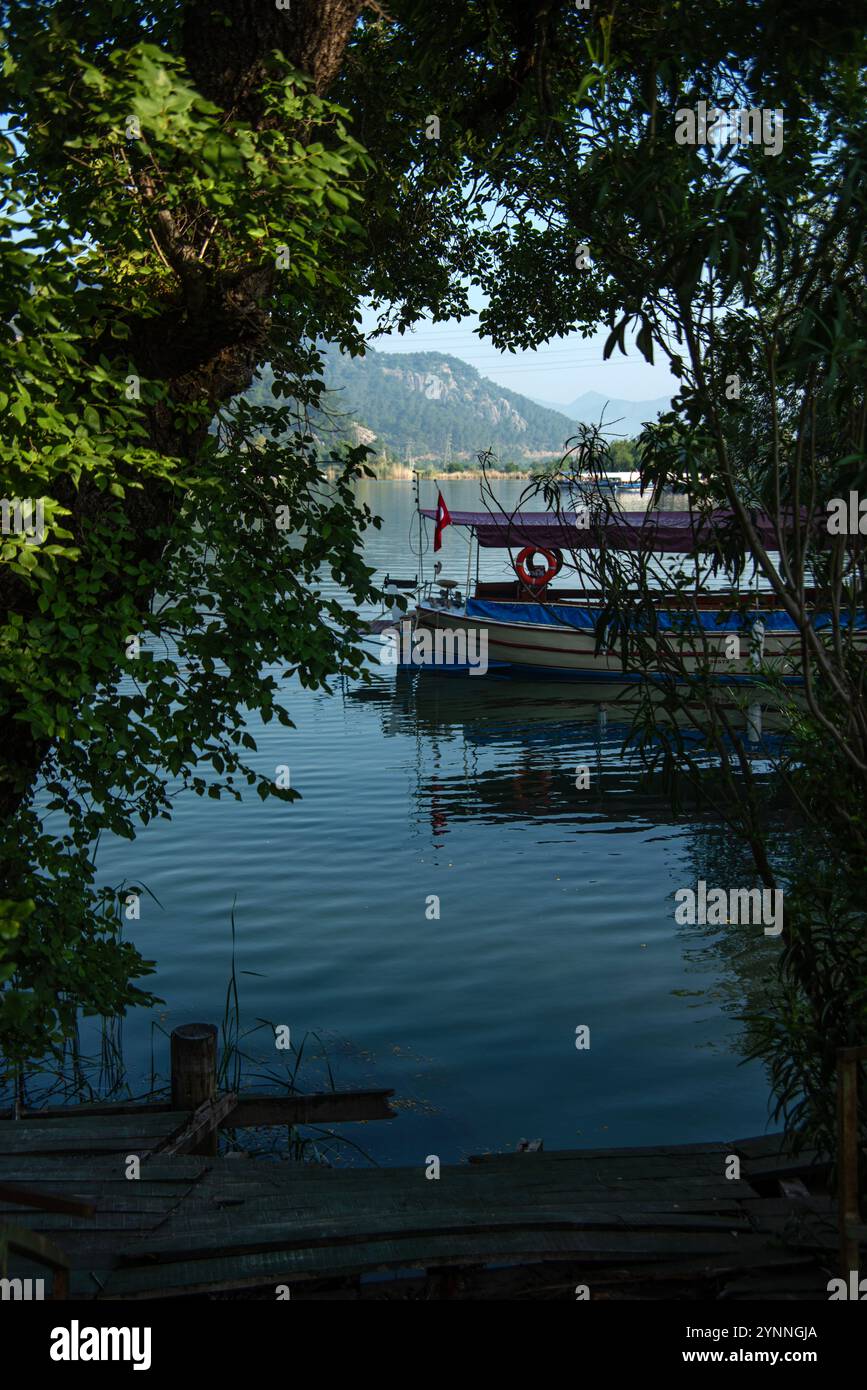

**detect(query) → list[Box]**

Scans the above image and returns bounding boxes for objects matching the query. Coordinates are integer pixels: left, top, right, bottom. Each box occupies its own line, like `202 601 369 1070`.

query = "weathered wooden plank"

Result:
40 1186 740 1219
10 1099 168 1122
151 1093 237 1156
576 1248 816 1288
153 1169 753 1207
741 1152 829 1181
190 1177 754 1212
69 1269 117 1299
470 1141 733 1163
719 1269 828 1299
34 1220 765 1274
119 1203 757 1267
0 1212 170 1234
0 1135 177 1157
0 1183 96 1218
0 1113 187 1138
100 1227 786 1298
731 1133 795 1158
739 1194 834 1215
68 1244 813 1302
194 1157 750 1190
484 1151 734 1172
191 1168 744 1196
0 1160 207 1185
0 1191 183 1226
12 1089 397 1130
0 1186 196 1207
191 1182 752 1215
0 1114 189 1157
0 1220 70 1295
227 1091 397 1127
0 1193 189 1217
734 1136 830 1178
514 1167 744 1188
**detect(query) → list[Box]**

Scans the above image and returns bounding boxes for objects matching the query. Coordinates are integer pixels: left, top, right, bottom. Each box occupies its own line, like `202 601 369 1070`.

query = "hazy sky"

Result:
359 299 680 407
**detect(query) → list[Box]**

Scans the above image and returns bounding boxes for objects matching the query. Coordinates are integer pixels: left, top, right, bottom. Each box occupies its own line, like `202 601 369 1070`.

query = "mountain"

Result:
530 390 673 440
248 350 668 459
251 348 579 461
321 347 585 460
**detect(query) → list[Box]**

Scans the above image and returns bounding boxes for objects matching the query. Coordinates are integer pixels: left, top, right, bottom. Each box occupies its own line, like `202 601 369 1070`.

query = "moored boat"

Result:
398 504 866 685
569 469 643 493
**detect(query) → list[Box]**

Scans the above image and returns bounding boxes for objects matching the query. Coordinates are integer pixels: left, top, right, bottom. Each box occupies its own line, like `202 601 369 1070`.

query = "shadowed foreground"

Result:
0 1104 843 1301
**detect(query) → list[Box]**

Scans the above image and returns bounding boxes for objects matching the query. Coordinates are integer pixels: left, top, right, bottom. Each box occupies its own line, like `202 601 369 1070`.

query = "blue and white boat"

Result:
405 505 865 685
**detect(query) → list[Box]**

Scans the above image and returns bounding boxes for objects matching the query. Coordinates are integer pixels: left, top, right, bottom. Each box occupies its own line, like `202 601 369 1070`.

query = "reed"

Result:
0 903 378 1167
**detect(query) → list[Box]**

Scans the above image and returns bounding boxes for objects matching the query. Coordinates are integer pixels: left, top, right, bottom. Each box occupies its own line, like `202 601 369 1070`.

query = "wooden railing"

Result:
838 1044 867 1279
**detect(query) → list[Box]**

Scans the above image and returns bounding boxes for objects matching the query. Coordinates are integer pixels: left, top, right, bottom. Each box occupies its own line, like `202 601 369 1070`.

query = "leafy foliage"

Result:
0 12 382 1064
414 0 867 1162
2 0 866 1176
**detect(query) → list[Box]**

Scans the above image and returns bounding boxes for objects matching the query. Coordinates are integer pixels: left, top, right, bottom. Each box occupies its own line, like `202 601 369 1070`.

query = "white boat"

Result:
400 505 865 685
570 469 643 492
416 590 801 682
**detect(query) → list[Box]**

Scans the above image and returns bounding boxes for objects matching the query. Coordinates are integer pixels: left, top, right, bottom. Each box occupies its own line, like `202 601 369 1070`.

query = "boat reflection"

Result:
348 669 790 831
345 667 789 1060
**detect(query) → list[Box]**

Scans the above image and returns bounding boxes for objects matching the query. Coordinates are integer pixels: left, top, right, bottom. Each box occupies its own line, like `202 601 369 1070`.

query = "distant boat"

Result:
565 469 643 493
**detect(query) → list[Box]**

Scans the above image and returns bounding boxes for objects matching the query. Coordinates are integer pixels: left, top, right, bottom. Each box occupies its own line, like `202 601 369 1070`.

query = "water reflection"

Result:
34 482 782 1161
348 667 781 1092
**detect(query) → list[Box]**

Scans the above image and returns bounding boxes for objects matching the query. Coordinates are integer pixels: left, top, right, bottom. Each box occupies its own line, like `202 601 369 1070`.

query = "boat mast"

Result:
413 466 424 589
465 525 473 605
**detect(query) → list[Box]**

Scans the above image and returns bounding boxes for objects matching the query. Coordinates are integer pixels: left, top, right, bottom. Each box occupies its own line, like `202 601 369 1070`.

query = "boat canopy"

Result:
421 508 801 553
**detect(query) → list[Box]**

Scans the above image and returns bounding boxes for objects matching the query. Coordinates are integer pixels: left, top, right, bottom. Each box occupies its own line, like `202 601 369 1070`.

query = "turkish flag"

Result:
433 491 452 551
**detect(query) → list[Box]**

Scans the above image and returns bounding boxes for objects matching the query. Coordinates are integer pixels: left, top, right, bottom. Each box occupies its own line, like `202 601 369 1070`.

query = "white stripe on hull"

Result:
417 604 806 679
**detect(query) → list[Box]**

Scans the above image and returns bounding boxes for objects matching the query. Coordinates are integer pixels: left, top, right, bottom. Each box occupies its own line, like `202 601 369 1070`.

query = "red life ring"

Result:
515 546 563 590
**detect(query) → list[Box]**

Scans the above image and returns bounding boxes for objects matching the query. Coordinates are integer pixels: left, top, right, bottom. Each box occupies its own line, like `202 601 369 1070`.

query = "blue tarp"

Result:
465 598 866 634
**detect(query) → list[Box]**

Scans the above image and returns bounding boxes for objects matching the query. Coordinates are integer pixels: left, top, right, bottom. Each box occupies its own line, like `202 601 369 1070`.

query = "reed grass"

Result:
1 902 378 1167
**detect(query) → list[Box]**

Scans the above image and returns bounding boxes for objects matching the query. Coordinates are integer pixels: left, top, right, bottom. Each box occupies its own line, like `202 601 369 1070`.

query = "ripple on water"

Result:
87 481 774 1161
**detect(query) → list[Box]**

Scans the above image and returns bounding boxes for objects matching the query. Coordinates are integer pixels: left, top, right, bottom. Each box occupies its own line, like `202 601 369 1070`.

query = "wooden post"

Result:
837 1046 864 1282
171 1023 218 1156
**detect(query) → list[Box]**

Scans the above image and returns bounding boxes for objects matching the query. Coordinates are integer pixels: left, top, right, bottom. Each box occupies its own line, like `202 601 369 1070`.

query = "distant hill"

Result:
530 390 672 440
322 347 585 460
250 348 579 461
247 350 668 460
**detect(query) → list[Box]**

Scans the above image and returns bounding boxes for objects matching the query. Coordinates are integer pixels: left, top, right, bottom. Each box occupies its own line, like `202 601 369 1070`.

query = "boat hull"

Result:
416 602 806 684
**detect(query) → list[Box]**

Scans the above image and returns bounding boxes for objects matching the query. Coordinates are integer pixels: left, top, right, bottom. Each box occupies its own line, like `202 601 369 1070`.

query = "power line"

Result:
364 345 661 369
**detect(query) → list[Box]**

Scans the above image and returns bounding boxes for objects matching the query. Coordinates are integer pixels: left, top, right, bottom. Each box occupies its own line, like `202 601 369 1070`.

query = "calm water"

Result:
90 480 776 1163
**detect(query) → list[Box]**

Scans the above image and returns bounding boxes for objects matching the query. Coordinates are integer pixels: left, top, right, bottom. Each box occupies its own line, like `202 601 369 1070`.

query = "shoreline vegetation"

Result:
325 443 640 481
329 463 541 480
332 437 641 482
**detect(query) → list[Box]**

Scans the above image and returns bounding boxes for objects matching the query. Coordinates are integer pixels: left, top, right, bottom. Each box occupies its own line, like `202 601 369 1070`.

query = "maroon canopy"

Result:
421 508 799 553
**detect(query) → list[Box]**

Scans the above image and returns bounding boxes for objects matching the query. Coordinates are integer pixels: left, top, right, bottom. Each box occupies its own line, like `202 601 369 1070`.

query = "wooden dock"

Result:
0 1118 843 1300
1 1027 861 1300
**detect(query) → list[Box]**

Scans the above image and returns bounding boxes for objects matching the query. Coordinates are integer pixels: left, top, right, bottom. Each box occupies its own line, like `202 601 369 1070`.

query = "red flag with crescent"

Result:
433 491 452 551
